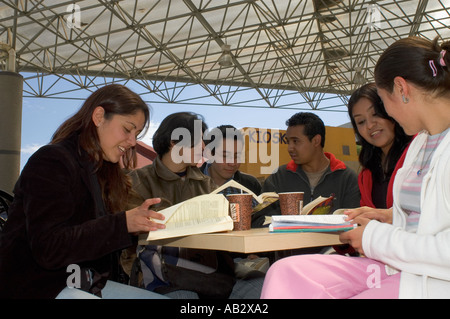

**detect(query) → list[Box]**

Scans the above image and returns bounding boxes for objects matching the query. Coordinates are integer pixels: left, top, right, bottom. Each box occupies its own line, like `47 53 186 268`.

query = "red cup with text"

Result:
226 194 252 231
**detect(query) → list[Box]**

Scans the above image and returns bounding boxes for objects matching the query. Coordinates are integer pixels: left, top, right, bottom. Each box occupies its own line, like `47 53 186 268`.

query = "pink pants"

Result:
261 254 400 299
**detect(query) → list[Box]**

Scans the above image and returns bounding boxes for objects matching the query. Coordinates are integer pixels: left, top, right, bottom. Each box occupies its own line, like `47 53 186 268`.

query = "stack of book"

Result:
269 214 356 233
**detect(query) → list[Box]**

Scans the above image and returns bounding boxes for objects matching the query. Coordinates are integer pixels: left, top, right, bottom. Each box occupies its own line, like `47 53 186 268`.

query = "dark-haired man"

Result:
253 112 360 227
202 125 261 197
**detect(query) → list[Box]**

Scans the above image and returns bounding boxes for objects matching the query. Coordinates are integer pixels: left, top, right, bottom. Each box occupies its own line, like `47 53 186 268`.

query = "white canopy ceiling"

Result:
1 0 449 111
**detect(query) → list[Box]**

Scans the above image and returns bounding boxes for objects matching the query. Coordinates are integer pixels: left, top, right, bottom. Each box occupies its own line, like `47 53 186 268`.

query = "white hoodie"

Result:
363 130 450 299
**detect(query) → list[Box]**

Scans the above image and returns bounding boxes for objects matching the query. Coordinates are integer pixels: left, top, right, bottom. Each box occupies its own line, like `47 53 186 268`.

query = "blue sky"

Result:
20 86 351 171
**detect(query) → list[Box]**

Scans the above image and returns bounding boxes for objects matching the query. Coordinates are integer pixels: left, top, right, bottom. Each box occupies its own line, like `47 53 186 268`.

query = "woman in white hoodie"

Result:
261 37 450 299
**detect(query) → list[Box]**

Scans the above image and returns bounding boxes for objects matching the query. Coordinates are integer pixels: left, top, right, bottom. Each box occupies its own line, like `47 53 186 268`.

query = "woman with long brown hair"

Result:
0 84 167 299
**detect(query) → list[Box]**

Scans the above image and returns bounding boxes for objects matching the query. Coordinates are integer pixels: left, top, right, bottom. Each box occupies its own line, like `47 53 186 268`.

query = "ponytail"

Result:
375 36 450 99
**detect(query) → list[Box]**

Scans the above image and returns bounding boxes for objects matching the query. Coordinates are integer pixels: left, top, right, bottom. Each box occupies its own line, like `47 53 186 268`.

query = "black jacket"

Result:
253 153 360 227
232 170 262 196
199 162 262 196
0 135 133 299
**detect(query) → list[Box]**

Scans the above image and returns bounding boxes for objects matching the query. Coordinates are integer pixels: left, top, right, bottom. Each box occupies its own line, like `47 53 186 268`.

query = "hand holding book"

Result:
146 194 233 240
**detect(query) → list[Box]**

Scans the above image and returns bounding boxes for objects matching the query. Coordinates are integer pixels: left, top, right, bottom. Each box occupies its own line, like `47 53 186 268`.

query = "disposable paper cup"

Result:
226 194 252 231
279 192 304 215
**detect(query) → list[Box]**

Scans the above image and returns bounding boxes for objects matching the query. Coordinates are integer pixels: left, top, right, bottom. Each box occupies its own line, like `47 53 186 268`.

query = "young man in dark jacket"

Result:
253 112 360 227
127 113 263 299
201 125 262 197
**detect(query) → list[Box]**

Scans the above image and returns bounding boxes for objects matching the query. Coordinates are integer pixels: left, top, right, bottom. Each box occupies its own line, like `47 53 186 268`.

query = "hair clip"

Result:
429 60 438 77
439 50 447 67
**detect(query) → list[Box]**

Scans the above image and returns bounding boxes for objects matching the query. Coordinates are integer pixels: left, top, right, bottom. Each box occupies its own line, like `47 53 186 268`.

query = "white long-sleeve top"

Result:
362 130 450 299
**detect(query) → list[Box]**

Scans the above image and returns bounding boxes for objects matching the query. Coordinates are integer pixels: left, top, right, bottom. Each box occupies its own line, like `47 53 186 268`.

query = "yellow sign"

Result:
239 126 359 179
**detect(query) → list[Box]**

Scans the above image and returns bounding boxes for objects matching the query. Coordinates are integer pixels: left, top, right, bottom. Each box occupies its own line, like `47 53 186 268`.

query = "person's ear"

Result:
393 76 410 103
312 134 322 147
92 106 105 127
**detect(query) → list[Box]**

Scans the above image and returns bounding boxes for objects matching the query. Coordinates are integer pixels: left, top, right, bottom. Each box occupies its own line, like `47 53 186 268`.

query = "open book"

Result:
210 180 337 215
300 195 334 215
269 214 356 233
210 179 278 212
146 194 233 240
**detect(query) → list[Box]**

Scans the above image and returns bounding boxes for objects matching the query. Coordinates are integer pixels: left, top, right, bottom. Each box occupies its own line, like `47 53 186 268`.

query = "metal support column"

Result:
0 71 23 193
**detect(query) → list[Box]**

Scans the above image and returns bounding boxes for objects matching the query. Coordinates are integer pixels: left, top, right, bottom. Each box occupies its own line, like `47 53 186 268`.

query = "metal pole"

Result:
0 71 23 193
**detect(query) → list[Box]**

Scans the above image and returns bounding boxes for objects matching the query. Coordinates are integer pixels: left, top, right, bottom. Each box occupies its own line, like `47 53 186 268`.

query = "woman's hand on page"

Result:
344 207 392 224
126 198 165 234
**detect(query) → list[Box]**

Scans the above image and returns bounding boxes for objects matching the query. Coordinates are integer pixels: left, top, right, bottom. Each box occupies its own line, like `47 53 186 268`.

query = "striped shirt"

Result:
399 128 449 232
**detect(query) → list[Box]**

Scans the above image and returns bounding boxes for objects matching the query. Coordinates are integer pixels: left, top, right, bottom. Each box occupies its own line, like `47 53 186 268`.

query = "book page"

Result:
332 208 347 215
211 180 261 203
210 180 279 208
152 202 181 225
147 216 233 240
269 214 356 233
272 214 351 225
147 194 233 240
252 195 279 213
258 192 278 202
300 195 334 215
155 194 228 224
167 197 226 223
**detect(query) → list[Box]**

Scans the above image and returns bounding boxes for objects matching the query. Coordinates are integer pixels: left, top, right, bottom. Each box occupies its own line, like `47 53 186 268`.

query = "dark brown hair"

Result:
52 84 150 212
348 83 411 180
286 112 326 148
152 112 207 156
375 36 450 98
203 125 244 156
